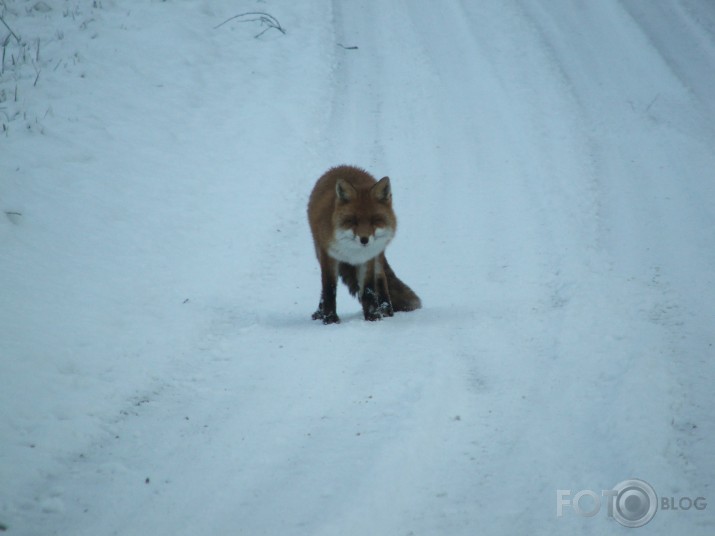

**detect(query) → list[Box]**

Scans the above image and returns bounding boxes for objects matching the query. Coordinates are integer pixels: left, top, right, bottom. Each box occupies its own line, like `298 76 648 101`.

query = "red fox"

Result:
307 165 421 324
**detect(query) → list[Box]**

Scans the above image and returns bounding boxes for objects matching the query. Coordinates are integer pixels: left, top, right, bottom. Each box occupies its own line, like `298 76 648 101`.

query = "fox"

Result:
307 165 421 324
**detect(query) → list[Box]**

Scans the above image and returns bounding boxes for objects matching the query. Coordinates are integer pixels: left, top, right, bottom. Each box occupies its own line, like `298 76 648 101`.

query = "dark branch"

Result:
0 15 20 43
214 12 286 37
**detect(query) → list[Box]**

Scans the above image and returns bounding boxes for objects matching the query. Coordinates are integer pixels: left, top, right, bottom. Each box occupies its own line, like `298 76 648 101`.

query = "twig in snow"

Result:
1 35 8 75
0 15 20 43
214 12 286 38
5 211 23 224
337 43 359 50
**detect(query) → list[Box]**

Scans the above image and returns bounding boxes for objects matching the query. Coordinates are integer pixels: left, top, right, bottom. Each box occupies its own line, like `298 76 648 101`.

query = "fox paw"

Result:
312 310 340 324
377 301 394 317
323 312 340 324
364 310 383 322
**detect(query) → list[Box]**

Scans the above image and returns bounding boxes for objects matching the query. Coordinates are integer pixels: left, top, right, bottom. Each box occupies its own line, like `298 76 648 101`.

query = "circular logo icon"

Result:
612 479 658 528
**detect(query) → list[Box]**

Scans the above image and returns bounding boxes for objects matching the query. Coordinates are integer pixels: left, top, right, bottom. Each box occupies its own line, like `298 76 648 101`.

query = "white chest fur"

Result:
328 228 394 265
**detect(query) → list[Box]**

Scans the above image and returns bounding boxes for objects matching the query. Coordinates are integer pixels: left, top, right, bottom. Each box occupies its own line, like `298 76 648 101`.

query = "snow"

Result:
1 0 713 534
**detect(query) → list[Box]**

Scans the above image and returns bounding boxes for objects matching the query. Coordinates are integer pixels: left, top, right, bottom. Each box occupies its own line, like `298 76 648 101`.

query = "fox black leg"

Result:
359 260 382 321
361 285 382 321
376 269 394 317
313 255 340 324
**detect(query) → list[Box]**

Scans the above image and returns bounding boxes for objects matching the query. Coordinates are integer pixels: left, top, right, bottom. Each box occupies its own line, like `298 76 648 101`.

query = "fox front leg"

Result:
376 268 394 317
358 260 383 321
312 254 340 324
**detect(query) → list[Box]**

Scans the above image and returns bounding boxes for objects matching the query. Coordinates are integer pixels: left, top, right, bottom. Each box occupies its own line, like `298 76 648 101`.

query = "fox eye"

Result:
371 216 385 226
341 216 358 227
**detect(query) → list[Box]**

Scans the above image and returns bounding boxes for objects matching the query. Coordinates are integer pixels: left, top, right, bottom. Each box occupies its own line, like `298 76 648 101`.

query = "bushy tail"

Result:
382 257 421 311
338 257 421 312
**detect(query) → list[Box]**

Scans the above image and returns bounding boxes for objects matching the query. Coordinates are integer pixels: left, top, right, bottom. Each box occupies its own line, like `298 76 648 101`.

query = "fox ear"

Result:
371 176 391 203
336 179 357 203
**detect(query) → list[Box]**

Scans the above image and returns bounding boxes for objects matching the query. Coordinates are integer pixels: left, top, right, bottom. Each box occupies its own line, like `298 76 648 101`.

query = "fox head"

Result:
329 176 396 264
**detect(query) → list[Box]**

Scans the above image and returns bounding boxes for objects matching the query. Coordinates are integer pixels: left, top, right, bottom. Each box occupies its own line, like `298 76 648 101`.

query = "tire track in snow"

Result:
326 0 387 168
323 1 617 532
318 1 612 532
378 1 712 533
513 1 715 508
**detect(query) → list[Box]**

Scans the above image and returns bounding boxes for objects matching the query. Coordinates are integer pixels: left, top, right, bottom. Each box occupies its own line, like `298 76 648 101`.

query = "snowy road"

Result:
1 1 714 534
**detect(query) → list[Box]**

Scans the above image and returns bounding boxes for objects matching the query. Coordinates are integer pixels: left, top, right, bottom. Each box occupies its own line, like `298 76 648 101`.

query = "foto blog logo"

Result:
556 478 707 528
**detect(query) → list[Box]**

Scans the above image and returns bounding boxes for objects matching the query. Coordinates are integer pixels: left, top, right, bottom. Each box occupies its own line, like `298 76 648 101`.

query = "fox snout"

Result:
360 236 370 245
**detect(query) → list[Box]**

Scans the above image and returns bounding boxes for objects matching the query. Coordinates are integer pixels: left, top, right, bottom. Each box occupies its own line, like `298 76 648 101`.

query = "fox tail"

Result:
382 257 421 311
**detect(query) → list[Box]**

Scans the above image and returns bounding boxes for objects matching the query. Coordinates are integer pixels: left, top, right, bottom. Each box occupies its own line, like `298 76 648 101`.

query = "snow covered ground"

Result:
1 0 714 534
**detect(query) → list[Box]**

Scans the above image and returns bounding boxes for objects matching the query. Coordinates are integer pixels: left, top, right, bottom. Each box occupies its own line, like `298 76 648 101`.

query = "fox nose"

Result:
360 236 369 245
